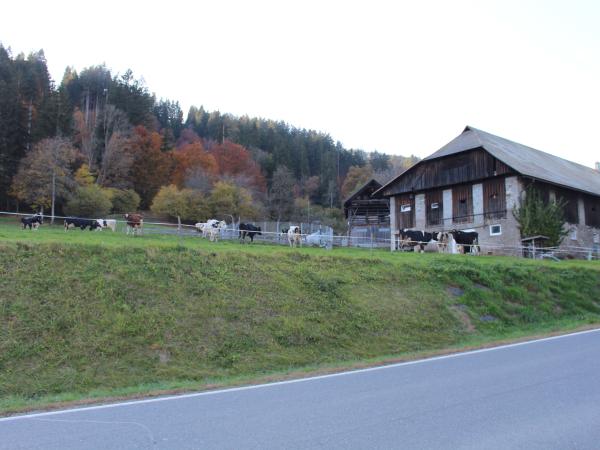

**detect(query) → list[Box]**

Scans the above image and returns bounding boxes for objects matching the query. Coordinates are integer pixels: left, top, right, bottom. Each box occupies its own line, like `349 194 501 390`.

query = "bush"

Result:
64 185 112 218
514 186 568 247
109 189 141 214
151 185 207 222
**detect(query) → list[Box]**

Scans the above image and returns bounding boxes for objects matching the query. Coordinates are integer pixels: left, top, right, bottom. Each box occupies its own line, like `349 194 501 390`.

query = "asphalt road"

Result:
2 329 600 450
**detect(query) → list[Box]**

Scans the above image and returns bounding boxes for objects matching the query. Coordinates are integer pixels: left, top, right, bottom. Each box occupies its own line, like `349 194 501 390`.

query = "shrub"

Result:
109 189 141 214
151 185 207 222
64 185 112 218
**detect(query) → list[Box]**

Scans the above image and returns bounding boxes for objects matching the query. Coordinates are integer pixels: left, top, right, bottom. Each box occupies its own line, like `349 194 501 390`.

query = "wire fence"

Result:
2 211 599 260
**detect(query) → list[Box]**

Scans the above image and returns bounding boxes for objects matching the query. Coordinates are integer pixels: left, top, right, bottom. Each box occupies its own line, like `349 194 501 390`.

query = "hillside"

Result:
1 222 600 413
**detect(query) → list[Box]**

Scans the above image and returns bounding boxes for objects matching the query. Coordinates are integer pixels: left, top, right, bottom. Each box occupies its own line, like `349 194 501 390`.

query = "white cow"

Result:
287 226 302 248
195 222 206 234
204 220 227 242
96 219 117 232
437 232 460 254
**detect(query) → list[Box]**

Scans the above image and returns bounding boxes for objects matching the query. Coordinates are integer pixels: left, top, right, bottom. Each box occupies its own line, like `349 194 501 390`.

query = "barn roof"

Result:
378 126 600 197
343 179 383 209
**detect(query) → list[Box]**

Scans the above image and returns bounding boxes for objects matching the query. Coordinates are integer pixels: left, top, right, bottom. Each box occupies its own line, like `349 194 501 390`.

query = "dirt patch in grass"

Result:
450 304 476 332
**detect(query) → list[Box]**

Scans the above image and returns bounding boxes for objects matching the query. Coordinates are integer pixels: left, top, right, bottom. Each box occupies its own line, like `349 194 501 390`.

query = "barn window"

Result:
426 190 443 226
570 228 577 240
483 178 506 220
490 224 502 236
452 185 473 224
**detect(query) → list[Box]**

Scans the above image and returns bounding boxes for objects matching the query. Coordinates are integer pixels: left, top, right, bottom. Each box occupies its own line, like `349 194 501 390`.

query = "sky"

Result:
2 0 600 168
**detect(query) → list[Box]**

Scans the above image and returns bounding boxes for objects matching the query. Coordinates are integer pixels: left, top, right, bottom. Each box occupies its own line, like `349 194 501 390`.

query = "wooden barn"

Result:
344 179 390 247
377 126 600 256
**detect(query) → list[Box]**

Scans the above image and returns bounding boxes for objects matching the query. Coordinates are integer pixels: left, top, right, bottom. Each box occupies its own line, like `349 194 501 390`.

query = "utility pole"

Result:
51 168 56 225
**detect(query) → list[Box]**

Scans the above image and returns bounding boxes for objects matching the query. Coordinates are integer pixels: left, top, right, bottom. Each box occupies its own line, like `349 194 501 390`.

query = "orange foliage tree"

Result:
171 142 217 189
210 140 266 193
129 126 172 208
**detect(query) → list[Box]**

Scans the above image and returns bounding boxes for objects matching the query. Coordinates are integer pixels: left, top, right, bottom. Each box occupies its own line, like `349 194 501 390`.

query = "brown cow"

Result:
124 213 143 236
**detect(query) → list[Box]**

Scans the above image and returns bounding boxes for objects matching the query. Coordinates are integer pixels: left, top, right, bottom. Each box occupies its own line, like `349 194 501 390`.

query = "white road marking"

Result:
2 327 599 422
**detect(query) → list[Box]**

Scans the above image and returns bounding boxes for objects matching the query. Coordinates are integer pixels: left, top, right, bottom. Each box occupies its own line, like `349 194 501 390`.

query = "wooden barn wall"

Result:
483 178 507 219
452 184 473 223
554 187 579 224
522 180 584 225
584 194 600 227
384 149 513 196
396 194 415 229
426 189 443 226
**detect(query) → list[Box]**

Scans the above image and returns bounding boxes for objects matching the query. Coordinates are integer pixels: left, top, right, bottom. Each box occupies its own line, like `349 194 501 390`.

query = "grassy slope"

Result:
1 218 600 413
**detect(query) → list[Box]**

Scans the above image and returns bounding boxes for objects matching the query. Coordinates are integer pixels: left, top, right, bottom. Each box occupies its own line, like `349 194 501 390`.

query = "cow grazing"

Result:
239 223 262 243
64 217 101 231
124 213 143 236
287 226 302 248
96 219 117 232
398 229 436 252
21 214 43 230
449 230 479 254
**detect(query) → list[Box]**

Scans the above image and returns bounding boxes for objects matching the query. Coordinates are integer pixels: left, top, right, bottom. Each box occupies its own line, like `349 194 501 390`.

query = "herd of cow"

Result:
18 213 479 254
20 213 144 235
398 229 480 254
194 221 303 247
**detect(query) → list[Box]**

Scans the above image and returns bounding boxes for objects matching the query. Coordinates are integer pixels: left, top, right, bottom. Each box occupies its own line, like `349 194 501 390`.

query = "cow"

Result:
287 226 302 248
195 222 206 234
398 229 436 252
239 223 262 243
199 220 218 238
203 220 227 242
96 219 117 232
21 214 43 230
64 217 101 231
124 213 143 236
449 230 479 254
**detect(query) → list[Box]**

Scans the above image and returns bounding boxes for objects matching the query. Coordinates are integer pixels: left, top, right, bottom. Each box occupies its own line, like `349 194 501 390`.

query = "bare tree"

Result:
96 105 132 187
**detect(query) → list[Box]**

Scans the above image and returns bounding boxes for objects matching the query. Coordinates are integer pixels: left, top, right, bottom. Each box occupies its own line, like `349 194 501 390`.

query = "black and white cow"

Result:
64 217 101 231
449 230 479 254
239 223 262 243
21 214 43 230
287 226 302 248
96 219 117 232
398 229 436 252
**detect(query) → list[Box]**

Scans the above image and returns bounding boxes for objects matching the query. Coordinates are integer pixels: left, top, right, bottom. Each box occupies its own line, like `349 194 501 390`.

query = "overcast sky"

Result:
2 0 599 167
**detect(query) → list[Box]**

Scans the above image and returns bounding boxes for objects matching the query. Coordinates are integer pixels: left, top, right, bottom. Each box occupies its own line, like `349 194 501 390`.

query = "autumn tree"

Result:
341 165 374 200
129 126 172 208
171 142 217 189
96 105 132 188
11 137 77 215
210 140 266 193
269 166 295 221
74 164 95 186
208 181 259 221
151 184 207 222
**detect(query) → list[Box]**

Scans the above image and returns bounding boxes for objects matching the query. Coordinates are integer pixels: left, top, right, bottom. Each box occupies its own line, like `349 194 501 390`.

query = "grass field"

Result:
1 216 599 414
